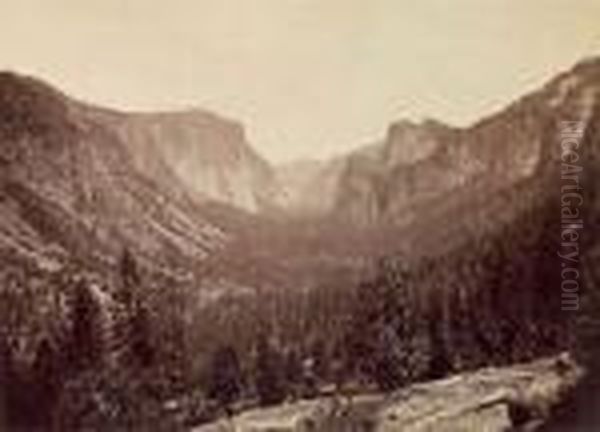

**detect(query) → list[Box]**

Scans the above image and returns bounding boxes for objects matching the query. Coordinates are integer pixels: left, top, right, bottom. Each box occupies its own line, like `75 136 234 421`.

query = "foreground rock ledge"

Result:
193 354 582 432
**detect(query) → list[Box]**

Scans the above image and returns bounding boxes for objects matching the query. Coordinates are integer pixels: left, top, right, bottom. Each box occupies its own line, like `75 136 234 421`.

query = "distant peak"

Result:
387 118 450 141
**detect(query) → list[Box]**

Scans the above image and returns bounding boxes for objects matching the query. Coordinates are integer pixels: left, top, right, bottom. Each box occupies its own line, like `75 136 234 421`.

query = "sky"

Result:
1 0 599 162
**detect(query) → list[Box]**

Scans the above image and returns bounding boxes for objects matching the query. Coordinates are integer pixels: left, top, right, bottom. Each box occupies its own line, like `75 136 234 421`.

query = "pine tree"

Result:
66 281 104 372
311 338 330 383
0 336 15 428
283 347 303 399
207 346 243 415
115 248 155 369
254 335 286 406
128 301 155 369
348 257 421 391
427 299 452 380
115 247 141 312
31 339 60 427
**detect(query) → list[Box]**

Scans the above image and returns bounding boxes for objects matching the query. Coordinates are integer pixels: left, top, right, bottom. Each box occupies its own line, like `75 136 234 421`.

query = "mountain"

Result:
201 58 600 295
1 59 599 431
281 58 599 238
2 58 597 278
104 109 281 213
274 156 347 217
0 72 226 276
331 119 459 225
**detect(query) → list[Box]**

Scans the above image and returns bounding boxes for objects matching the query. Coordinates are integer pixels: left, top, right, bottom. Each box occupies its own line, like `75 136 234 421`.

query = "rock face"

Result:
109 110 281 213
333 120 460 225
274 157 347 217
278 58 600 228
0 72 225 273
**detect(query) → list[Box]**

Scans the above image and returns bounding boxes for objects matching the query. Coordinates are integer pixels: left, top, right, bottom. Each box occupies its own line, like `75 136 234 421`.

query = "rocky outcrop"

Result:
192 354 582 432
108 110 281 213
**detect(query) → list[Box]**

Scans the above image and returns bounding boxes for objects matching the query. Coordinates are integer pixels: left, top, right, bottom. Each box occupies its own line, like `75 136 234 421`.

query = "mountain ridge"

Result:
0 71 226 277
0 56 598 277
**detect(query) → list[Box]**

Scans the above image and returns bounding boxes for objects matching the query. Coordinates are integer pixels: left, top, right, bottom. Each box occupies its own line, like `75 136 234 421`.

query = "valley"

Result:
0 58 599 431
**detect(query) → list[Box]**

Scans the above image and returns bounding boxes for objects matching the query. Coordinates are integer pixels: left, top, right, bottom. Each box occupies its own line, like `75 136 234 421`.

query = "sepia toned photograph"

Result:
0 1 599 430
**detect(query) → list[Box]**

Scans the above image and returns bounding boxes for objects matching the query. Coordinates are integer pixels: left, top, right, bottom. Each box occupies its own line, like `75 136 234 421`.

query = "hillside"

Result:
278 58 599 240
0 72 225 277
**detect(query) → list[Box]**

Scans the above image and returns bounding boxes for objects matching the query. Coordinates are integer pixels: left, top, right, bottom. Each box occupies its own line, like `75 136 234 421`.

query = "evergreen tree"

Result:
348 257 421 391
207 346 242 414
311 338 329 382
31 339 60 427
254 335 286 406
0 336 15 428
115 248 155 369
372 322 406 391
118 248 141 304
283 347 303 399
66 281 104 372
128 301 155 369
427 300 452 380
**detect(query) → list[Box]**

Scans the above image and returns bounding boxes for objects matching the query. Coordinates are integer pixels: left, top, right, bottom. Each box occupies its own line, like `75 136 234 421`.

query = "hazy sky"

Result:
1 0 599 162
